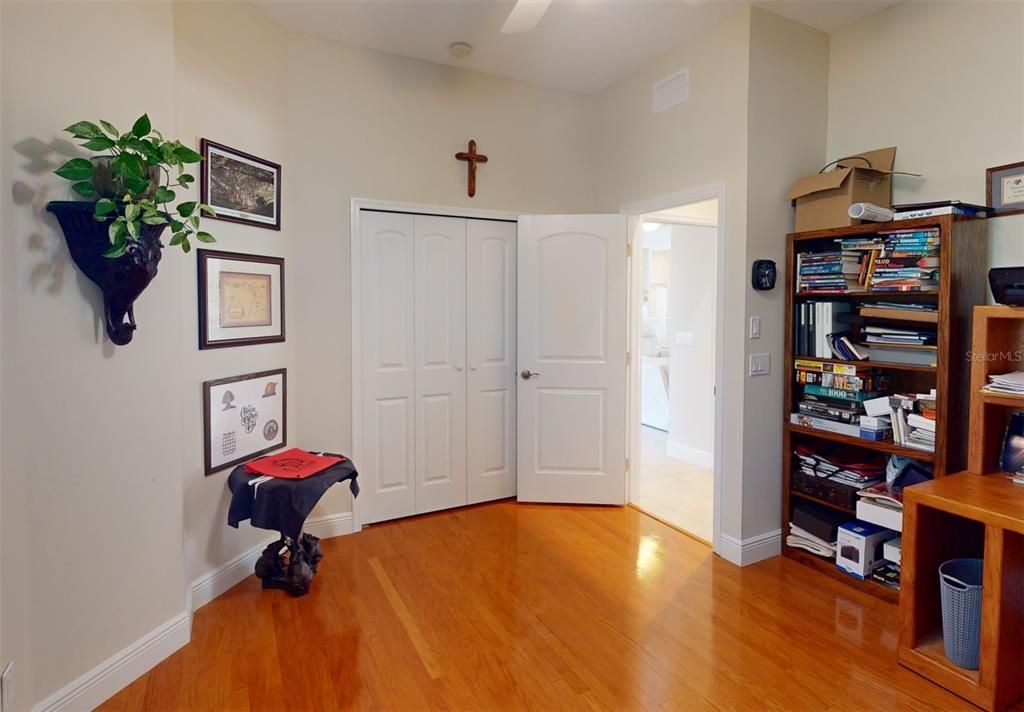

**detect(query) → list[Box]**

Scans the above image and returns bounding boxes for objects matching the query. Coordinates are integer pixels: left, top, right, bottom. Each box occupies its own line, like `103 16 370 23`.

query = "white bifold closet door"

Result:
466 219 517 504
360 211 516 524
413 215 468 515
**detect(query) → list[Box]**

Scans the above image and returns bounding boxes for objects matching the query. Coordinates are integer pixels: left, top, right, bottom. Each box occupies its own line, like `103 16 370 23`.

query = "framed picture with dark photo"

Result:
198 249 284 349
987 161 1024 217
200 139 281 230
203 368 286 475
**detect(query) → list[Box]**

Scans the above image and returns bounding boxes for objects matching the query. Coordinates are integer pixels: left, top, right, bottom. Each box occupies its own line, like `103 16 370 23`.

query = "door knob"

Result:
455 364 464 372
520 369 541 380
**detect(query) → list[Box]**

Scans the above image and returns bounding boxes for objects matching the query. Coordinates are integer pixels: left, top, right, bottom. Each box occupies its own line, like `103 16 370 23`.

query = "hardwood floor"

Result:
102 502 974 711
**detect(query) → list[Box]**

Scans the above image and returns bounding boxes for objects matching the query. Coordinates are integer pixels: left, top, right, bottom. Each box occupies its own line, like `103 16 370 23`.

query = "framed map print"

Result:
200 139 281 230
198 249 284 349
203 368 286 475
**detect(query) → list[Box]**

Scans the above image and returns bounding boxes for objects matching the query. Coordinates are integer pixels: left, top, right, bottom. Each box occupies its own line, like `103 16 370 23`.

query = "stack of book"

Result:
786 523 836 558
861 324 938 367
858 302 938 324
892 200 988 221
982 370 1024 396
865 229 941 292
794 443 886 488
889 391 937 452
796 251 862 294
793 361 890 438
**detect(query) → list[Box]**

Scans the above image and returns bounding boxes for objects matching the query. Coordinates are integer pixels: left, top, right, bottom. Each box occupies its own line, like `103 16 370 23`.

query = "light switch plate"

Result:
749 353 770 376
676 332 695 347
749 316 761 339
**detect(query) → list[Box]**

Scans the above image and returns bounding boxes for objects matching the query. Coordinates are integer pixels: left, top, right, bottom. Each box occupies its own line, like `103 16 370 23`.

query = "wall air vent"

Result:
652 68 690 113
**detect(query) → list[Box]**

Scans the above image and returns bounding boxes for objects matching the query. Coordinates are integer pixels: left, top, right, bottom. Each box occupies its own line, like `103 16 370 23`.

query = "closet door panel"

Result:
467 219 517 503
414 215 468 514
361 211 416 523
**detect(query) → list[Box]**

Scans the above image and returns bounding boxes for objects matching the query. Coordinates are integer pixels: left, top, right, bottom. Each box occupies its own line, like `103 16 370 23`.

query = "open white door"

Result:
517 214 628 504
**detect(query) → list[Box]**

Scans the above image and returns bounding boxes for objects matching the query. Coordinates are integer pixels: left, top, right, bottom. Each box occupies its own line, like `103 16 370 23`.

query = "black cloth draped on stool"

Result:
226 455 359 542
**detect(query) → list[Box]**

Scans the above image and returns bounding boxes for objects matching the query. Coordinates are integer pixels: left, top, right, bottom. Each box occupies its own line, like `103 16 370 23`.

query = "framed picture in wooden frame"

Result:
198 249 284 349
203 368 286 475
987 161 1024 217
200 138 281 230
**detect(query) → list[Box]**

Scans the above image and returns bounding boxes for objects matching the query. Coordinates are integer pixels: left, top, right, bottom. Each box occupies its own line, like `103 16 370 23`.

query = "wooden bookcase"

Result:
897 306 1024 711
781 215 988 602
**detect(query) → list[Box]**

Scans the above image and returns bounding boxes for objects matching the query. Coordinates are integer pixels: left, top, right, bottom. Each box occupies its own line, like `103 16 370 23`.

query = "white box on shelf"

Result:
856 499 903 532
883 537 902 565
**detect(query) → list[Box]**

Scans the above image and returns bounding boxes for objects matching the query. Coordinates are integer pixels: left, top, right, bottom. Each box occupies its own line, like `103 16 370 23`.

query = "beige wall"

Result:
743 7 829 538
173 1 298 583
592 6 752 539
668 223 717 459
283 23 596 525
828 0 1024 270
1 2 596 707
1 2 185 706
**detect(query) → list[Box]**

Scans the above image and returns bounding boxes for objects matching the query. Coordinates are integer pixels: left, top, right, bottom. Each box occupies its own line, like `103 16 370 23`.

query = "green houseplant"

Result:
46 115 217 345
53 113 215 255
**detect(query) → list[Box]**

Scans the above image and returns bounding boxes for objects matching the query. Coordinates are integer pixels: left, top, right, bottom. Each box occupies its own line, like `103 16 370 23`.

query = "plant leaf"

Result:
125 203 140 222
142 215 167 225
81 136 115 151
170 219 185 231
95 198 117 217
131 113 151 138
173 145 202 163
190 215 201 229
126 219 139 238
177 201 197 217
153 186 175 203
199 204 217 217
99 120 119 138
54 158 94 181
125 177 151 195
111 153 143 179
64 121 104 139
71 181 97 198
103 242 127 258
108 220 126 244
181 238 192 254
169 232 185 246
195 231 215 243
178 173 195 185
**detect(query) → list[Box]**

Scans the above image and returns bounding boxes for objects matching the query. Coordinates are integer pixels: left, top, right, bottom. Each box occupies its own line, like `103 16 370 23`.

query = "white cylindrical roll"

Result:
848 202 894 222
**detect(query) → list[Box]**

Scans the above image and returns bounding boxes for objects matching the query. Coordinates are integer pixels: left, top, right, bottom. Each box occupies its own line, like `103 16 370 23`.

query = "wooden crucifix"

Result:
455 139 488 198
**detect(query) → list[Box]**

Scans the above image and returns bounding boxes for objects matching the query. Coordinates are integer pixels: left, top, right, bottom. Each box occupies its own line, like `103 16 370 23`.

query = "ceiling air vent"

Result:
652 68 689 113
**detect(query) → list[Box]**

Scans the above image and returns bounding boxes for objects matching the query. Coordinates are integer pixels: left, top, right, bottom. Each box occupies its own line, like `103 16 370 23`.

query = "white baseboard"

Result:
305 511 355 540
32 611 190 712
190 511 354 612
665 440 714 469
33 511 356 712
718 529 782 567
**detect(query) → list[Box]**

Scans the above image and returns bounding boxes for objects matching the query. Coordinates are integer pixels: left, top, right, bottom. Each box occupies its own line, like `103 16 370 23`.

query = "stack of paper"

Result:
984 371 1024 396
786 522 836 559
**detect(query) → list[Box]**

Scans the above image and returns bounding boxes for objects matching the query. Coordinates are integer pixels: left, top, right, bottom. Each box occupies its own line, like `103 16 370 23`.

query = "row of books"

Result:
795 228 941 295
793 360 891 439
793 301 940 367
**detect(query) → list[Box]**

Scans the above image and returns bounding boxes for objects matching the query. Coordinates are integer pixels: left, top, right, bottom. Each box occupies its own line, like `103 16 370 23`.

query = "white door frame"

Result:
350 198 519 530
621 183 727 555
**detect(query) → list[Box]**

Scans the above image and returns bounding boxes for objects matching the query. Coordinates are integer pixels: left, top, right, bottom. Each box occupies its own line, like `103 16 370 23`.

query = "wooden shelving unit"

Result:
781 215 988 602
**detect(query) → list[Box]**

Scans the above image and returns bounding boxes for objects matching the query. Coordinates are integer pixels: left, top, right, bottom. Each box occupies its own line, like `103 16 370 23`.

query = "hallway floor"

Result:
634 425 714 542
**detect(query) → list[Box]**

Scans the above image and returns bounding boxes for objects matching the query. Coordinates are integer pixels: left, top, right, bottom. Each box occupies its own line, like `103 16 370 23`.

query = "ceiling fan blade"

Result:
500 0 552 34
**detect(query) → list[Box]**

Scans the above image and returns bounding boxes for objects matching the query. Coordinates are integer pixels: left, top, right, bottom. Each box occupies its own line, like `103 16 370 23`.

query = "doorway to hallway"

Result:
629 197 719 543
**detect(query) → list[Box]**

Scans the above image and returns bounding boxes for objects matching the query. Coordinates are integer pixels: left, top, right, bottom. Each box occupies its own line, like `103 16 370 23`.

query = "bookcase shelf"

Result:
789 489 855 515
787 422 937 461
794 356 936 374
782 215 988 603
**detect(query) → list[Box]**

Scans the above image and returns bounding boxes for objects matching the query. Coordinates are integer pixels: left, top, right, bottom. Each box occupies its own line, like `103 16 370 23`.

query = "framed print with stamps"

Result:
203 368 286 475
198 249 284 349
987 161 1024 217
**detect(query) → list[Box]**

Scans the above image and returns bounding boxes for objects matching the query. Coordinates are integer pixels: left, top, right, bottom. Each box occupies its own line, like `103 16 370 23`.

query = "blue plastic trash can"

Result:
938 558 984 670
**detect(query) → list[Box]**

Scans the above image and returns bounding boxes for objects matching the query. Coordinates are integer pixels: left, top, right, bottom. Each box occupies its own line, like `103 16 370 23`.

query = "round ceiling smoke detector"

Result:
449 42 473 59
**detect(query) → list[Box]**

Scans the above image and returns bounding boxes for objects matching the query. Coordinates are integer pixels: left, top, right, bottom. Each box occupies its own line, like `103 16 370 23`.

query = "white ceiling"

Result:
254 0 897 94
